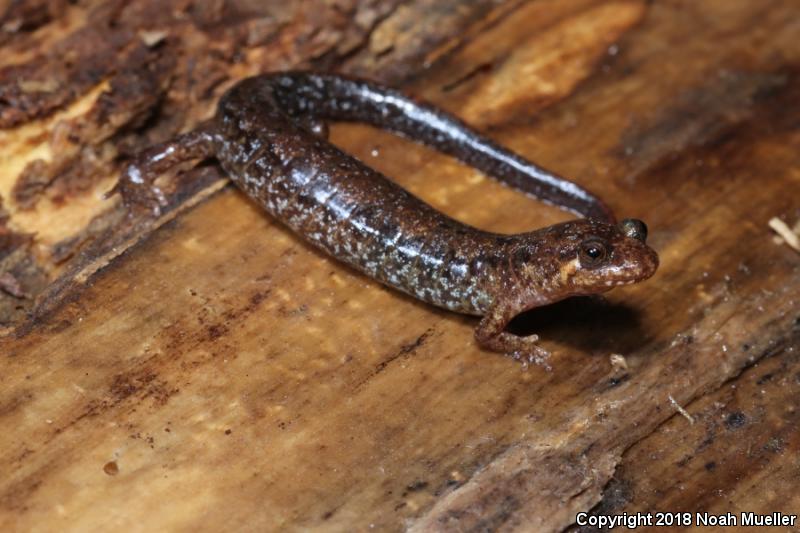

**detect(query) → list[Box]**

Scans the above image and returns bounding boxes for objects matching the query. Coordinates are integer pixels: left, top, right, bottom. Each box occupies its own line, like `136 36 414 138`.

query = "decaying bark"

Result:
1 0 799 531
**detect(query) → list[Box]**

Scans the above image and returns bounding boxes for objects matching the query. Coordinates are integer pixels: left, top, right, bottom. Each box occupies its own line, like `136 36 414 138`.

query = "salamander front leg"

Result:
475 305 551 369
107 129 217 216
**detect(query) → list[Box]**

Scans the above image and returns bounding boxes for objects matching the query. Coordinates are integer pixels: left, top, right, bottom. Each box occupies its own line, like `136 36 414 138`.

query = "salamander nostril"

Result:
620 218 648 243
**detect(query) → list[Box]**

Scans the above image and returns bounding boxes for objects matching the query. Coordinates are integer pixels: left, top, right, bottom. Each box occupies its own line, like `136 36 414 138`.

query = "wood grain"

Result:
1 0 799 531
571 333 800 532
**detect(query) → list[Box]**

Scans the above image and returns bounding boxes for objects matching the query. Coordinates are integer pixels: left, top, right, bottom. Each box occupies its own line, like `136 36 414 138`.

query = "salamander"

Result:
113 72 659 365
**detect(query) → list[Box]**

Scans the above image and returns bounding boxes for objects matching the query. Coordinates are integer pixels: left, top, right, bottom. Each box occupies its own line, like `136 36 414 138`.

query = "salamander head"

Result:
509 218 659 308
560 218 658 291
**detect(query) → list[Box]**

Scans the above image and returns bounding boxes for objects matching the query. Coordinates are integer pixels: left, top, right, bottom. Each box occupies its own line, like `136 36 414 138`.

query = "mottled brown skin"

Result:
113 72 659 365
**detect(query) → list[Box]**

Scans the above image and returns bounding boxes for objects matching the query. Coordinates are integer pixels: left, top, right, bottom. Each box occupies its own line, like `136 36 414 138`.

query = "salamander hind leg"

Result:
108 129 217 216
475 306 551 369
297 116 329 139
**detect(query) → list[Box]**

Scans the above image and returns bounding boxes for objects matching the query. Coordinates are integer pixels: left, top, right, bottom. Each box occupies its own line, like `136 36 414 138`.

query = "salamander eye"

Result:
579 240 607 266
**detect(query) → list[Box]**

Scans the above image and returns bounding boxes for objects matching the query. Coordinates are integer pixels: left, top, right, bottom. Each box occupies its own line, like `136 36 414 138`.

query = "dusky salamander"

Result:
114 72 659 365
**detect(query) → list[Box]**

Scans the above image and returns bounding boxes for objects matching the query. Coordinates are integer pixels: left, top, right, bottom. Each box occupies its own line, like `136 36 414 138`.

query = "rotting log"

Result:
568 334 800 532
1 1 799 531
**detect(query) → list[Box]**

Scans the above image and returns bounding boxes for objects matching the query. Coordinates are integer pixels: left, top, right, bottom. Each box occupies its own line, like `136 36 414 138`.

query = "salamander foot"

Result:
105 128 218 217
475 310 552 369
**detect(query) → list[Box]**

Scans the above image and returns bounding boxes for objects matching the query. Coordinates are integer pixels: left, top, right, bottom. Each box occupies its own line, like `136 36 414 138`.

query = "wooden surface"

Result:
1 1 799 531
